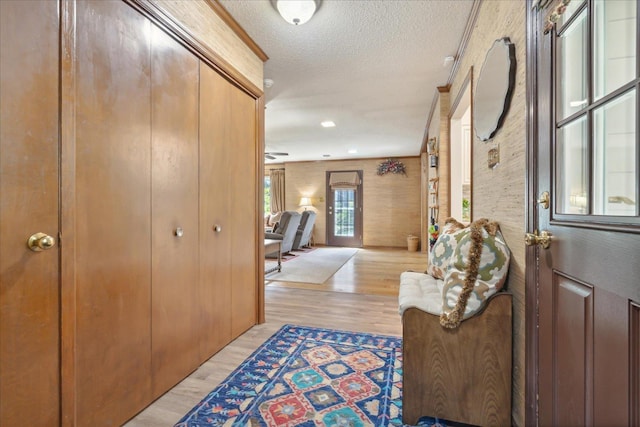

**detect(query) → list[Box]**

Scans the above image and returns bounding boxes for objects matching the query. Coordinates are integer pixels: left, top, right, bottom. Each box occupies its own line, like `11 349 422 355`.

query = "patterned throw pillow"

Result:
440 218 511 329
426 218 466 279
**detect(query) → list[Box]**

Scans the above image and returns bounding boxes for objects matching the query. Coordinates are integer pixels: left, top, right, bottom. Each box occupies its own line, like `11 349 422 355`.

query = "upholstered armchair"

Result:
293 211 316 250
264 211 282 232
265 211 301 255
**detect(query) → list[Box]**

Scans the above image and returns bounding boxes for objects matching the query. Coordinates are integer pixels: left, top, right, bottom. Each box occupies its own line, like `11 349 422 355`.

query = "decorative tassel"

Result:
443 217 466 230
483 219 500 237
440 218 492 329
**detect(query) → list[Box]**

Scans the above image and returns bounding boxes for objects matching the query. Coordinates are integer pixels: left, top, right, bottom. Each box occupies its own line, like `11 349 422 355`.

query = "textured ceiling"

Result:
219 0 474 164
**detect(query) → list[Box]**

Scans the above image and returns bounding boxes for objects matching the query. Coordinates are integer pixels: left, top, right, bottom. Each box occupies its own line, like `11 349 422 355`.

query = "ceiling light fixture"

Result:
275 0 319 26
348 149 357 154
321 121 335 128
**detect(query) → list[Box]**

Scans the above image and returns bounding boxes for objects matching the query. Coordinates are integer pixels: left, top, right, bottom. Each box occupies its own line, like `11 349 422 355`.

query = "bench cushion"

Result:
398 271 444 316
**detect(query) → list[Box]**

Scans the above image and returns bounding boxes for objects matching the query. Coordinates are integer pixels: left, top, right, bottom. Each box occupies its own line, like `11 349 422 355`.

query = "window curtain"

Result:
270 169 285 213
329 171 360 190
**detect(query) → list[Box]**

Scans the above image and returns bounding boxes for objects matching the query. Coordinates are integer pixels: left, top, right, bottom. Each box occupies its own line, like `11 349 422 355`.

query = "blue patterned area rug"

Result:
175 324 461 427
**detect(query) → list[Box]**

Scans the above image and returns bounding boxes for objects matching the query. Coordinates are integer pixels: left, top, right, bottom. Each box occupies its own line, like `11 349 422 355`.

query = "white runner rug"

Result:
265 247 358 284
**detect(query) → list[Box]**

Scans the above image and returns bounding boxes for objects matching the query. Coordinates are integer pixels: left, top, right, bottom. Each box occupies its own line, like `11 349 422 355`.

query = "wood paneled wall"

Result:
282 158 422 248
443 1 527 425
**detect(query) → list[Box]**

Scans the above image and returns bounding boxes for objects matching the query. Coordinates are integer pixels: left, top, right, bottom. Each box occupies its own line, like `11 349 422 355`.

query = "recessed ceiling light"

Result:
321 121 336 128
348 149 357 154
322 154 331 157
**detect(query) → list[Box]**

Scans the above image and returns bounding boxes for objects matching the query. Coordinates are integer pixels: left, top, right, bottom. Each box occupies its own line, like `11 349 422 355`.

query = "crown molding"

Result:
206 0 269 62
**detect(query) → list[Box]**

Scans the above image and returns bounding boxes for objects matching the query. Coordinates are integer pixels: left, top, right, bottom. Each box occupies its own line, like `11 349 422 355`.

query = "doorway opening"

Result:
449 70 473 223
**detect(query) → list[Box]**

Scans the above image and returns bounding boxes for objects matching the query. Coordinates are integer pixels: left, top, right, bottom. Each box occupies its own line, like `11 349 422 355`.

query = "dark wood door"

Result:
0 1 60 425
150 25 200 399
74 1 152 424
326 171 363 247
530 1 640 425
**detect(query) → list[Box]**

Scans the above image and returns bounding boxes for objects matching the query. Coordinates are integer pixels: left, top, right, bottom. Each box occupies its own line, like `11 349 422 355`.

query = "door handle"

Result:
524 230 552 249
27 232 56 251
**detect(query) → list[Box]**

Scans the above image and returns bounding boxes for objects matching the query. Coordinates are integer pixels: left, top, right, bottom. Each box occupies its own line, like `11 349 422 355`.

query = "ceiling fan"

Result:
264 152 289 160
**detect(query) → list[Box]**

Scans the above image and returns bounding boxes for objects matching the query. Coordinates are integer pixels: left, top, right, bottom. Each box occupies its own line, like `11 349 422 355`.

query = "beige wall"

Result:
281 158 422 248
447 1 527 425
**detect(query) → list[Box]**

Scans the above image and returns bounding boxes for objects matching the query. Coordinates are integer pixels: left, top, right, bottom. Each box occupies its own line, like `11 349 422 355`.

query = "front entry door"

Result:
326 170 363 247
530 1 640 425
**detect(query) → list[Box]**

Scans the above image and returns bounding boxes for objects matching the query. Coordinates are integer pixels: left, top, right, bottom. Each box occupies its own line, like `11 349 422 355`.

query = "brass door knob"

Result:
524 230 552 249
213 225 222 233
28 232 56 252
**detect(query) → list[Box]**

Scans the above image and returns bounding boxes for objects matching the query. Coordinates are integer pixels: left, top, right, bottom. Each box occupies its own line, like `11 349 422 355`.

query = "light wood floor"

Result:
125 247 427 426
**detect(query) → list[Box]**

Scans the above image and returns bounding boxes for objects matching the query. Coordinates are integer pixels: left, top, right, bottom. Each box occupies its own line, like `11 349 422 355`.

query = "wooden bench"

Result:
401 291 512 426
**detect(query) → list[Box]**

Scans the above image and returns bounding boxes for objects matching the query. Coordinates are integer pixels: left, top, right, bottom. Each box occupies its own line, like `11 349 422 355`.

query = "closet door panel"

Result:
150 25 200 398
75 1 152 425
0 1 60 425
199 63 232 360
230 87 257 338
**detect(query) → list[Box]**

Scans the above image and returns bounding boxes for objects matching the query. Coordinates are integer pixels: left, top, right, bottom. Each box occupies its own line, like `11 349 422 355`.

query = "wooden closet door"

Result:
199 63 233 360
150 25 200 398
229 86 258 338
0 1 60 425
74 1 152 425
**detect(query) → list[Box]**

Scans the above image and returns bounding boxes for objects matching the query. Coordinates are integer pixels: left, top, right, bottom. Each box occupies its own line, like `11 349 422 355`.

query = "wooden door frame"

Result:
448 67 473 223
525 0 540 424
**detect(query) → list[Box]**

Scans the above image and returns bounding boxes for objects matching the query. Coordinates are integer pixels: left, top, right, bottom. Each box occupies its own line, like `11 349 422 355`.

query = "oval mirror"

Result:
474 37 516 141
